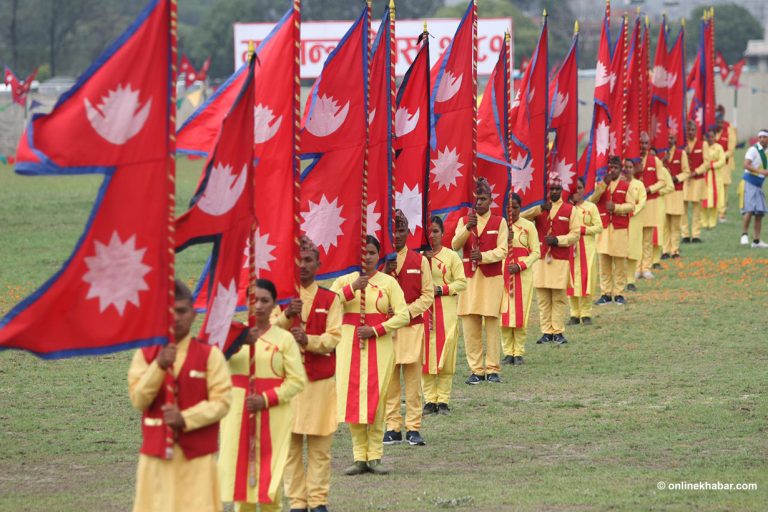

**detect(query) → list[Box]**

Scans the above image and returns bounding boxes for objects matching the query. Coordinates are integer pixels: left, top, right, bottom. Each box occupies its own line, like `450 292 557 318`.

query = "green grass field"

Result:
1 153 766 511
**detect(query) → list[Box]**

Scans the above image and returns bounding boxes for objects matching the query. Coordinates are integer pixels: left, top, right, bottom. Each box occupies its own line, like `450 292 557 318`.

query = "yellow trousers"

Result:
284 433 333 510
719 182 730 217
599 253 627 296
501 326 526 357
702 206 718 229
626 258 638 285
536 288 567 335
681 201 702 238
652 246 661 265
460 314 501 376
385 362 422 432
235 492 282 512
422 373 453 404
641 227 655 273
663 214 682 255
348 396 387 462
568 296 593 319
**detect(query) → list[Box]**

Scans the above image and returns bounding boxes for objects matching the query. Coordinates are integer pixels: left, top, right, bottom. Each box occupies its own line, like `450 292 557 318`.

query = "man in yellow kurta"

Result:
662 132 691 259
715 105 737 221
129 280 232 512
384 211 433 447
276 237 342 512
332 236 410 476
524 173 581 344
567 178 602 325
501 191 540 364
592 157 636 305
219 280 307 512
681 120 710 243
635 132 667 279
625 159 647 292
452 178 508 384
702 129 727 229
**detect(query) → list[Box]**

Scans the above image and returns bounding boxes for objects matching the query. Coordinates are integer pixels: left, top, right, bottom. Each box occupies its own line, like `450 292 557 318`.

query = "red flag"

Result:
686 52 699 91
549 31 578 196
394 36 431 249
728 58 745 88
197 56 211 82
715 50 729 81
667 25 687 149
509 17 548 210
299 7 368 279
4 66 38 106
176 57 255 349
689 17 716 137
608 17 628 160
650 18 671 153
624 18 645 160
429 1 476 216
180 54 195 87
704 17 716 133
1 0 174 358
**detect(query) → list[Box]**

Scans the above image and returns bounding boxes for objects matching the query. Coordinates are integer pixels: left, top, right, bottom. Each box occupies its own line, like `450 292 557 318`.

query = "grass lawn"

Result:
1 152 766 511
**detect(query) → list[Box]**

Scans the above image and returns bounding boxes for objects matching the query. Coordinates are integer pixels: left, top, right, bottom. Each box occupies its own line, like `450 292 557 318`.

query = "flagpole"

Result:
470 0 479 274
420 21 431 251
621 14 629 160
164 0 179 462
389 0 397 257
681 17 686 149
360 0 372 350
292 0 302 321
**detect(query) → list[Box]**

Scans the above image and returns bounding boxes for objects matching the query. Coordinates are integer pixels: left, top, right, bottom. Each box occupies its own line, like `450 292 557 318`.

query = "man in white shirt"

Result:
740 130 768 248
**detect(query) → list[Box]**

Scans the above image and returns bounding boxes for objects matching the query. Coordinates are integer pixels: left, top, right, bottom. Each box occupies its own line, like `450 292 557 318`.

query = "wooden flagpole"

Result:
359 1 372 350
292 0 302 324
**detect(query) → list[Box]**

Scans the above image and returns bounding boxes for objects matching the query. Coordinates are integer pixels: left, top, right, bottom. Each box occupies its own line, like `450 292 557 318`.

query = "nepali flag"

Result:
715 50 730 81
1 0 174 358
689 16 716 137
477 33 511 217
650 16 671 154
368 6 396 258
579 4 612 194
176 56 255 350
667 24 687 149
624 17 645 161
300 6 368 279
728 58 745 88
509 16 548 210
608 16 628 160
179 8 299 307
549 29 578 197
3 66 38 106
394 34 431 250
429 0 476 217
180 55 211 88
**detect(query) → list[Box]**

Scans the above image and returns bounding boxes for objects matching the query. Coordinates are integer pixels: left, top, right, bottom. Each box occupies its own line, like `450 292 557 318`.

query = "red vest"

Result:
535 202 574 260
303 287 337 382
640 156 660 200
395 250 425 326
140 340 218 460
461 215 503 278
666 149 685 191
687 138 705 180
717 122 730 163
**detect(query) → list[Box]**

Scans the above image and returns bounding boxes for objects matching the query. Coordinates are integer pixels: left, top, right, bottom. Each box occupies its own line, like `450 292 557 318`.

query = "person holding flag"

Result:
662 131 691 259
500 192 539 365
128 280 232 512
740 130 768 248
383 211 434 447
624 159 647 293
218 279 306 512
682 120 710 243
331 236 410 476
422 216 467 413
715 105 737 222
451 177 508 384
635 132 670 280
567 178 602 325
701 128 727 230
275 237 342 512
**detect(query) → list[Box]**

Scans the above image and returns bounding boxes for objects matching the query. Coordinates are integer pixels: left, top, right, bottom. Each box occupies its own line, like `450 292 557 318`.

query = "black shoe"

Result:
652 263 663 270
552 333 568 345
691 238 702 243
502 355 515 365
660 253 670 260
614 295 626 305
486 373 502 383
382 430 402 445
310 507 329 512
406 430 426 446
513 356 524 365
566 316 580 325
437 402 451 415
581 317 592 326
671 253 680 259
682 237 691 243
422 402 438 416
465 373 485 385
536 334 553 344
291 508 309 512
626 283 637 292
594 294 612 305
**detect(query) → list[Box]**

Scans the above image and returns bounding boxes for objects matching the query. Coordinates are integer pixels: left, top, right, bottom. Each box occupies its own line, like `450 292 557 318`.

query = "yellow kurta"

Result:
683 139 710 202
592 180 637 258
716 125 737 185
527 199 581 290
500 217 540 328
129 336 232 512
452 211 508 317
391 247 434 364
570 201 602 297
274 282 342 437
663 151 691 216
424 247 467 374
635 155 667 228
703 142 726 210
331 271 409 425
627 178 647 261
219 327 306 505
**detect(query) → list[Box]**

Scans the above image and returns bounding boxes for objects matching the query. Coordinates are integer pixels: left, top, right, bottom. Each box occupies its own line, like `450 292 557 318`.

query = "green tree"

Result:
685 4 763 64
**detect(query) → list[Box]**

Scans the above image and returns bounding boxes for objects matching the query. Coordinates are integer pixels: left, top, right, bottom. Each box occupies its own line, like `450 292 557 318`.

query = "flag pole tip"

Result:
424 20 427 32
389 0 395 12
542 9 547 18
574 20 579 35
636 6 641 16
247 40 255 60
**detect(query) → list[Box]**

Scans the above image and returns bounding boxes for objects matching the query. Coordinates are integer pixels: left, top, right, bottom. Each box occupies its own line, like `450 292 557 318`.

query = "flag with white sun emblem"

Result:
1 0 173 358
549 31 578 197
299 7 368 279
666 26 686 150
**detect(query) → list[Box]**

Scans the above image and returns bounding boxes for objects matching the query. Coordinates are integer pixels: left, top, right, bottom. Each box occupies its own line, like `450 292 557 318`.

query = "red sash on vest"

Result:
394 250 425 326
640 156 660 200
536 202 573 260
687 139 705 180
140 340 218 460
341 312 388 424
303 287 337 382
666 149 685 191
461 215 503 278
502 246 530 327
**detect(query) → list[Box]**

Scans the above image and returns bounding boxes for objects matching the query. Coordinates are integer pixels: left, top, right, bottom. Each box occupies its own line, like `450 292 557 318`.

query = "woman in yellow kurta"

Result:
501 193 540 364
422 216 467 414
625 162 647 291
567 178 602 325
219 279 306 512
702 129 727 229
331 235 409 476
